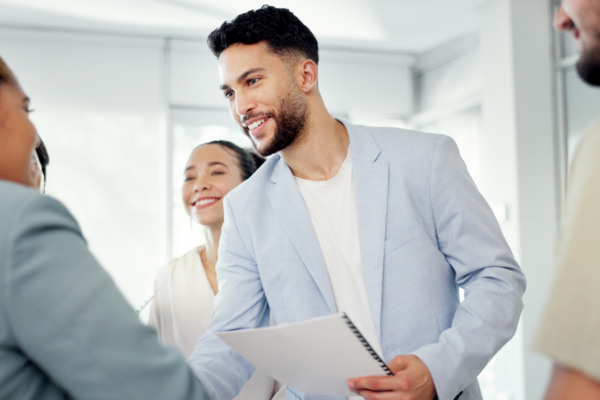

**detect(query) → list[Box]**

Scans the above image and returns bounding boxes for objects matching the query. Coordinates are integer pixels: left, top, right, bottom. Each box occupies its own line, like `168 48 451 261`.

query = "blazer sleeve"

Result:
188 195 270 400
411 135 526 400
3 194 208 400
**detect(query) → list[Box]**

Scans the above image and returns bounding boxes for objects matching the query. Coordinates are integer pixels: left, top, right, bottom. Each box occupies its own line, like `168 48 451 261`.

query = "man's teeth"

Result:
248 119 266 130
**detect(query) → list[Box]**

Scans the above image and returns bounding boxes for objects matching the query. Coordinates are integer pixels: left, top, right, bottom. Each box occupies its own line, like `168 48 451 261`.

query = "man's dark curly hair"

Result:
207 5 319 64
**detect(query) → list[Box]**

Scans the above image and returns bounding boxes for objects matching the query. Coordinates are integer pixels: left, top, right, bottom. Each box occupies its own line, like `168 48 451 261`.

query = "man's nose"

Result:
554 5 574 32
235 93 255 118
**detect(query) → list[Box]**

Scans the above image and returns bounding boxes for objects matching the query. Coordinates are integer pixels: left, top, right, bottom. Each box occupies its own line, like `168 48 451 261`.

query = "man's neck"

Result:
281 116 349 181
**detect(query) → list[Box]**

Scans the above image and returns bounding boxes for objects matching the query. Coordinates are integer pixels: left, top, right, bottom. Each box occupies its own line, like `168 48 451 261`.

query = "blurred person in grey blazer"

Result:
0 55 208 400
189 5 526 400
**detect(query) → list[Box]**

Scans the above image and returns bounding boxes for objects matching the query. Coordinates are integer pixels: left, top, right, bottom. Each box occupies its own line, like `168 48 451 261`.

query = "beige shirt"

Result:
149 247 280 399
533 120 600 380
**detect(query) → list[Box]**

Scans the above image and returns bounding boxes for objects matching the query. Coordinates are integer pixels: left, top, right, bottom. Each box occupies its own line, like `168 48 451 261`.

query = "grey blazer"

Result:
0 181 208 400
189 123 526 400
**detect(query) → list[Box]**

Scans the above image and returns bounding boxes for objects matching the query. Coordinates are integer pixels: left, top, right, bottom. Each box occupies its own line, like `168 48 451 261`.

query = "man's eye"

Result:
224 91 234 99
248 78 259 86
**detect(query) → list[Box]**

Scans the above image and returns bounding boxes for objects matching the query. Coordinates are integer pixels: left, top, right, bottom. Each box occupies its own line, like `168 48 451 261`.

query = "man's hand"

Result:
347 354 436 400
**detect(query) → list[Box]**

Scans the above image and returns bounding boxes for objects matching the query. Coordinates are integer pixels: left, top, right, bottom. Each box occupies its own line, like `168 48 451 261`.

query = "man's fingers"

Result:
348 374 411 392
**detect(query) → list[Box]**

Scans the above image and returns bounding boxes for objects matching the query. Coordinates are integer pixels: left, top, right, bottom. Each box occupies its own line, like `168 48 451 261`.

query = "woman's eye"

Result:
184 176 194 182
211 170 225 176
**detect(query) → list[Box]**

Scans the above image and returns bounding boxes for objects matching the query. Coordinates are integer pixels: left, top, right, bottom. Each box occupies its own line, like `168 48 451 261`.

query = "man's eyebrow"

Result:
220 68 266 90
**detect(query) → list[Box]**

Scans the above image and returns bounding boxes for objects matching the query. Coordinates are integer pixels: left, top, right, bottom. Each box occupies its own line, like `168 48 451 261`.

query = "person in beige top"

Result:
148 140 281 399
534 0 600 398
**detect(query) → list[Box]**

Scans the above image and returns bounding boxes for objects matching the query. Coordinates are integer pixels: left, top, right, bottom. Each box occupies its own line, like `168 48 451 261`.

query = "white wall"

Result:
415 34 481 114
318 49 414 119
412 35 484 187
168 39 223 108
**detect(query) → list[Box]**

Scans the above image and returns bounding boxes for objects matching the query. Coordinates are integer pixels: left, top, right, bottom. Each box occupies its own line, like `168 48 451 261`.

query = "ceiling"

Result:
0 0 490 54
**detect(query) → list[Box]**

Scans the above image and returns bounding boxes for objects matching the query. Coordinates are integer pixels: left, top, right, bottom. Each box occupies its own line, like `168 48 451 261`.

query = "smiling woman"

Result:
147 140 282 399
149 141 258 346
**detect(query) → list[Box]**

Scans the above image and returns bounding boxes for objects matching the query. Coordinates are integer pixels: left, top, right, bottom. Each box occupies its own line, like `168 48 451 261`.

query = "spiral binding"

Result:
341 313 393 376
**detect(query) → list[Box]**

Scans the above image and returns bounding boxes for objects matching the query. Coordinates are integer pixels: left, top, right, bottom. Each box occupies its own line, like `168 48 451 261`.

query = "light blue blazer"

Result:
189 123 526 400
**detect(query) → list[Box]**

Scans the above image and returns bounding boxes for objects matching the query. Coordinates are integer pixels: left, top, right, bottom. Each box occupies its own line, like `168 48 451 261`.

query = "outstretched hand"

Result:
347 354 436 400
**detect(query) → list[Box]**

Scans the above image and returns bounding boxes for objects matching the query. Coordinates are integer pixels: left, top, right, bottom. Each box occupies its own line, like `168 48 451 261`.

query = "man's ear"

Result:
297 59 318 92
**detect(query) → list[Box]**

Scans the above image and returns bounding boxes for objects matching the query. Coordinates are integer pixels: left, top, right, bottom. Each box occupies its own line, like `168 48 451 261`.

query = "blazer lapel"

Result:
266 156 337 313
348 125 388 340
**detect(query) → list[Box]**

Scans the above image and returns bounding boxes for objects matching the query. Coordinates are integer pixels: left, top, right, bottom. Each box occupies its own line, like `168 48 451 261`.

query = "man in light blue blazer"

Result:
189 6 526 400
0 56 209 399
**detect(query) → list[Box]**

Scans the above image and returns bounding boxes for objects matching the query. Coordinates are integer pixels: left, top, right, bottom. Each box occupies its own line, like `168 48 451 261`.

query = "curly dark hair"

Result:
199 140 264 181
207 5 319 64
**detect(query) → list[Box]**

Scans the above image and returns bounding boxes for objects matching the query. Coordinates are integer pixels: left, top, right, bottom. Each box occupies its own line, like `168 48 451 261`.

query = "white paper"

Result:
216 313 389 396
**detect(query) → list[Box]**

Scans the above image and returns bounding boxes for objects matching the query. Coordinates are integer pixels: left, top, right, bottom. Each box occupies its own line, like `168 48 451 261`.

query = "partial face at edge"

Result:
0 83 38 185
555 0 600 85
218 42 308 156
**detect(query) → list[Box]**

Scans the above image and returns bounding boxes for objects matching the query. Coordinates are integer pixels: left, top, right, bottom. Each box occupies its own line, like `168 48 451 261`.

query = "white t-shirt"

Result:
296 148 383 391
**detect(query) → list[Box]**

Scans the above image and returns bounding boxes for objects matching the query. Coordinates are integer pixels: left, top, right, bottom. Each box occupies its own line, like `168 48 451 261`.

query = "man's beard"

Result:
577 50 600 86
576 35 600 86
245 89 307 157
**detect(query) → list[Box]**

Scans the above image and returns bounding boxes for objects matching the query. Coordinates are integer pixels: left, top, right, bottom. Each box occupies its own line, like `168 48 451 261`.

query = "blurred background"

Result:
1 0 598 398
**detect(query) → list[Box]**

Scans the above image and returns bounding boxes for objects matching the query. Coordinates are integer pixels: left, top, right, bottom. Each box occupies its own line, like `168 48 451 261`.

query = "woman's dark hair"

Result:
207 5 319 65
200 140 264 180
35 138 50 184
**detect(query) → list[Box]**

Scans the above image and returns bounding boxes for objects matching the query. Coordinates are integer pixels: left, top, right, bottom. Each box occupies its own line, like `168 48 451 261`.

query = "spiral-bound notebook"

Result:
216 313 392 396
